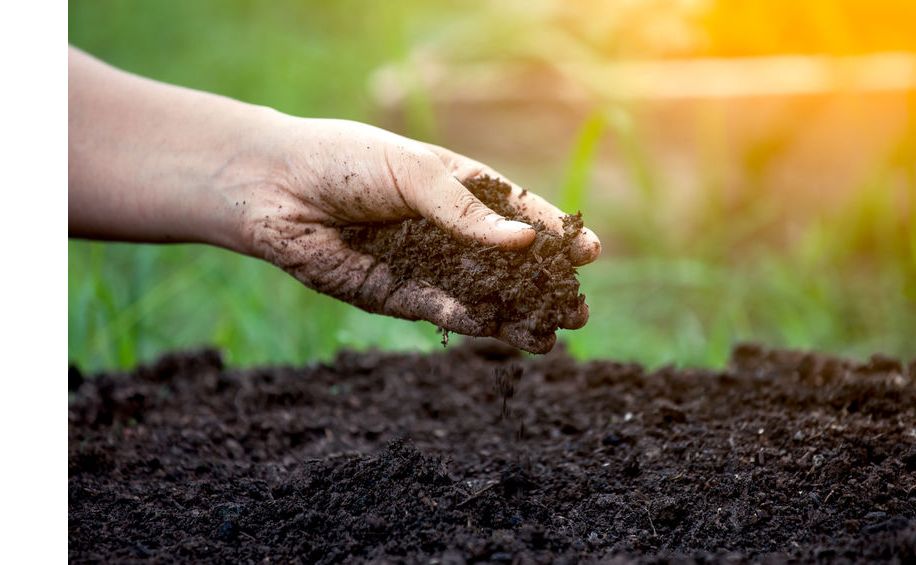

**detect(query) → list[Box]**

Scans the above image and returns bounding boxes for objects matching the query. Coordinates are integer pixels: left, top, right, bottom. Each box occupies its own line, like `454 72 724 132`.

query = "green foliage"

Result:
69 1 915 371
558 110 606 214
68 243 443 369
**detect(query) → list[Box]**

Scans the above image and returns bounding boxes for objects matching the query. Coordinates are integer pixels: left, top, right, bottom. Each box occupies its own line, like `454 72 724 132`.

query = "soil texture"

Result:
69 342 916 563
340 176 584 340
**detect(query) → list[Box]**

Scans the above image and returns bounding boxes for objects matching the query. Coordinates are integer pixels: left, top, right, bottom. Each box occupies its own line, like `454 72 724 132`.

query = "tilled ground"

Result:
69 341 916 563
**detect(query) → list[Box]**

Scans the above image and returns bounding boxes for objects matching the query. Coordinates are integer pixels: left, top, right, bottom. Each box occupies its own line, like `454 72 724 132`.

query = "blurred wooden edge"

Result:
371 53 916 107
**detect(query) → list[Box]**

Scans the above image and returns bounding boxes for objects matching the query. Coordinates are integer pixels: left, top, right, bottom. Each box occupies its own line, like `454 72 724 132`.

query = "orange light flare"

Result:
527 0 915 241
373 1 916 253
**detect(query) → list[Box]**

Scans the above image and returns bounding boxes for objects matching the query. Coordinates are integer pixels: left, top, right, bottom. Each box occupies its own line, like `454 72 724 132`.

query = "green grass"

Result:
559 110 606 214
69 1 915 371
68 242 442 369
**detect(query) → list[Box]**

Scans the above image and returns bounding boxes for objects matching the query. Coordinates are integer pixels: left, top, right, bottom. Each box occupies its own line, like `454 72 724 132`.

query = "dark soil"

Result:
340 176 584 340
69 342 916 563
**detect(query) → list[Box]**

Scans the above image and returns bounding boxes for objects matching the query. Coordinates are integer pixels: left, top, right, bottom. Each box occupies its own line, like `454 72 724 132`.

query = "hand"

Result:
68 48 600 352
234 118 602 352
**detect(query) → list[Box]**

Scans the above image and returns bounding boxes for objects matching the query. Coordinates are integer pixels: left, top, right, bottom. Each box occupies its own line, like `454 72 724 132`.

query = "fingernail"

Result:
491 217 532 233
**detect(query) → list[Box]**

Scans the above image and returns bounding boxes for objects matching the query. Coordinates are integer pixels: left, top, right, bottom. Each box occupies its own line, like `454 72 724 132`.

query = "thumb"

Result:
414 175 535 250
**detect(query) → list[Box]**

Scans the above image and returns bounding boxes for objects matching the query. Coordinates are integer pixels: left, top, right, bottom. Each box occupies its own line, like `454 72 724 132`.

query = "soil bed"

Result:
70 342 915 563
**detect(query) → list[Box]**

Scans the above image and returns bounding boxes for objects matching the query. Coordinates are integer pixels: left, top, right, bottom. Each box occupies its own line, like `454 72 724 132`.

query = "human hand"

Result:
68 50 599 352
232 118 601 352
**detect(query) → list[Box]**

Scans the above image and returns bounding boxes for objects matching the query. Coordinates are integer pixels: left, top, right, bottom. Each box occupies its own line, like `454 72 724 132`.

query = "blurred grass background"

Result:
69 0 915 371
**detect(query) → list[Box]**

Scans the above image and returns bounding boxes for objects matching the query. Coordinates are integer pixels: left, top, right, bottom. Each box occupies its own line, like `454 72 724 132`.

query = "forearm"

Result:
68 47 280 251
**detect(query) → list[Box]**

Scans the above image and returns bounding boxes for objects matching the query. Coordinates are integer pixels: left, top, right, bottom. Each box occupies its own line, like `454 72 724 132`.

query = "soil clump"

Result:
340 176 584 340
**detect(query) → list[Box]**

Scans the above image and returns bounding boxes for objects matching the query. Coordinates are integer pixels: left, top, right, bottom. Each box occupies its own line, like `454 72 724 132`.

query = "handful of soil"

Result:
340 176 585 345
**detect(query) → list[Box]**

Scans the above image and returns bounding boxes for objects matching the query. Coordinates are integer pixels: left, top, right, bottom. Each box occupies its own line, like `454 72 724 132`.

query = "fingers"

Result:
259 219 585 353
264 223 496 336
508 187 602 266
425 144 602 266
558 300 589 330
412 174 535 250
381 280 494 336
570 227 602 266
493 298 586 352
497 320 557 354
273 225 391 309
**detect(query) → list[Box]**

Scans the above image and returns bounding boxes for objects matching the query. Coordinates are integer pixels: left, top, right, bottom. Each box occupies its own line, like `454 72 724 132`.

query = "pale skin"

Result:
69 47 602 353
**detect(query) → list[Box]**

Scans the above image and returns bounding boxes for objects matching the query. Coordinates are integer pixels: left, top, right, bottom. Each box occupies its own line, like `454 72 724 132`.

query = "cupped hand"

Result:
236 118 601 353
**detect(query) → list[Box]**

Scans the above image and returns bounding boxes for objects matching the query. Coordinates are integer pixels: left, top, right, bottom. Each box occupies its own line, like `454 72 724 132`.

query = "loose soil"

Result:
69 342 916 563
340 176 584 340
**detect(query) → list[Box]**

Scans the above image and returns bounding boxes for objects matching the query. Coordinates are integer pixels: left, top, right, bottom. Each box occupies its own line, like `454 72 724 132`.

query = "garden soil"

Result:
69 341 916 563
340 176 584 341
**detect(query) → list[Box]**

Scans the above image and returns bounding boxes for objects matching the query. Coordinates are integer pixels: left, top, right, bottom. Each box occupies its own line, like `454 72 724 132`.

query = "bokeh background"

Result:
69 0 915 370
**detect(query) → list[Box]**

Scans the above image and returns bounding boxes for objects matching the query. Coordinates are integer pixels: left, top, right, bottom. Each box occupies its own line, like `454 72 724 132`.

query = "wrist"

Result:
201 105 294 255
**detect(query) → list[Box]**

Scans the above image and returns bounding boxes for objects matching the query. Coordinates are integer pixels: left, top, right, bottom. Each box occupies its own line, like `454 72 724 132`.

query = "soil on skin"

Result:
69 342 916 563
340 176 585 340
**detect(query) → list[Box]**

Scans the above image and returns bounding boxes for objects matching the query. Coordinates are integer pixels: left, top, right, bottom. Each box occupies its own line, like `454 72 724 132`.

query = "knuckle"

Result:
455 163 486 181
384 145 443 203
395 145 440 174
452 190 489 222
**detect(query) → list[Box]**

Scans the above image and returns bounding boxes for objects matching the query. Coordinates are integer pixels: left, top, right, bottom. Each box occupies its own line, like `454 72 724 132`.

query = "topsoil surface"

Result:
70 341 915 563
340 176 584 341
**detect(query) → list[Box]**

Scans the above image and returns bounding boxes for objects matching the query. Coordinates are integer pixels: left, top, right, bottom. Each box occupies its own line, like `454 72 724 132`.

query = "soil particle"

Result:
494 364 523 419
70 342 916 563
340 176 585 340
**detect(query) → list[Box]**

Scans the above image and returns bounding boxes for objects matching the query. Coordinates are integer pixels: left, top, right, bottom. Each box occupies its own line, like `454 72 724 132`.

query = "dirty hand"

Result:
236 118 601 352
68 47 601 352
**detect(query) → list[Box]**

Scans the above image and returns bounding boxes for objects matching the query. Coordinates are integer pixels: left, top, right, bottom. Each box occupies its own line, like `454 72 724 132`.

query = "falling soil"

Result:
69 342 916 563
340 176 584 340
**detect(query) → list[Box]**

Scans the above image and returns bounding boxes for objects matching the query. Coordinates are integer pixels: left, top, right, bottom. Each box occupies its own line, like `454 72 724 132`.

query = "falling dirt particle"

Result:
438 327 449 348
515 421 526 441
494 364 523 419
